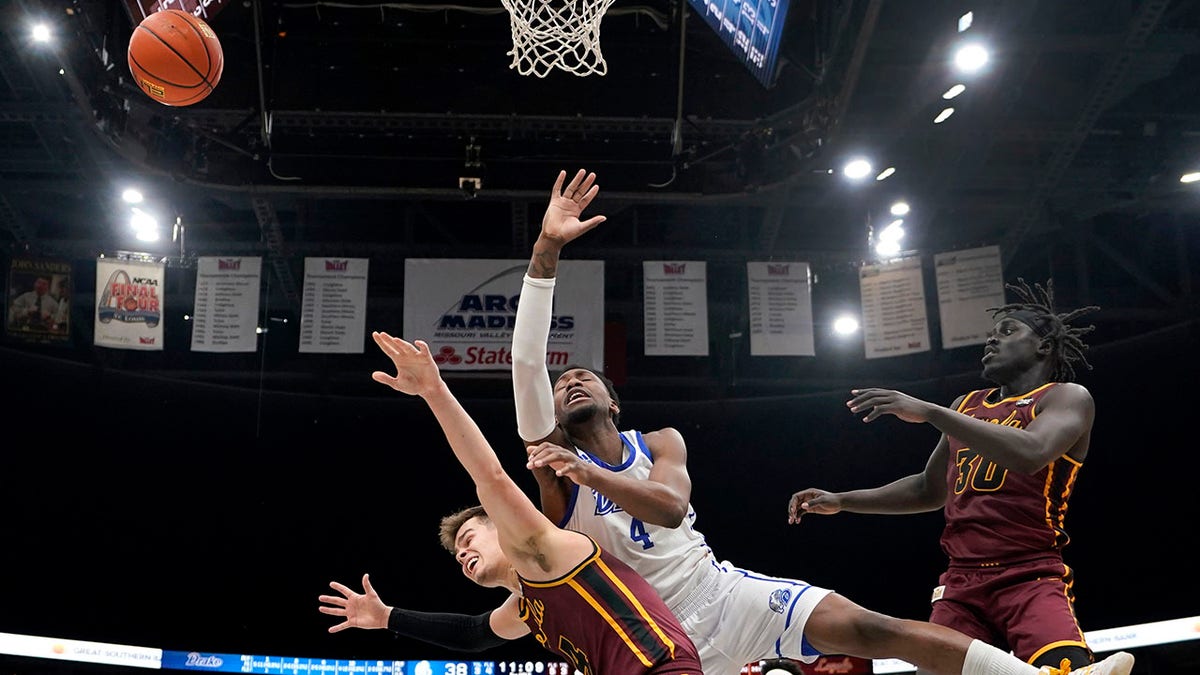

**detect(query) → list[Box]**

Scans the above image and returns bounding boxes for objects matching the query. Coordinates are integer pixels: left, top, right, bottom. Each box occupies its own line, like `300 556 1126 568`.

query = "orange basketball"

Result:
127 10 224 107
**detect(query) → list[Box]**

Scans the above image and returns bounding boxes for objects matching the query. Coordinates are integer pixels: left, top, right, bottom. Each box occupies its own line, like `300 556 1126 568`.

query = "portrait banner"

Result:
5 257 72 344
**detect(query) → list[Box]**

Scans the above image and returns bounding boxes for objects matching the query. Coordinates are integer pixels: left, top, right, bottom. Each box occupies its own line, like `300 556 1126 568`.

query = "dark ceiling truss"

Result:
1001 0 1173 268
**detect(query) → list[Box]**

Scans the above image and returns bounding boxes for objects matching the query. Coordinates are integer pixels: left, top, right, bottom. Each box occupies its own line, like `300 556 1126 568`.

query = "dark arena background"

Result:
3 0 1200 674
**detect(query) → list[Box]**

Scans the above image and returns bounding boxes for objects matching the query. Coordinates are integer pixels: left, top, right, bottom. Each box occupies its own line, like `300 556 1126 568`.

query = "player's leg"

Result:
993 561 1092 670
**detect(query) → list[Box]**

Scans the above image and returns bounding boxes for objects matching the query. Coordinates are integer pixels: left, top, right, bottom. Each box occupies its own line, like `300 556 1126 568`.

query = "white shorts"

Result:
678 559 834 675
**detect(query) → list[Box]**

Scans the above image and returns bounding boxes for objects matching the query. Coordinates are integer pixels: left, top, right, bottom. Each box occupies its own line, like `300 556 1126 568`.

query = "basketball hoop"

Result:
501 0 616 77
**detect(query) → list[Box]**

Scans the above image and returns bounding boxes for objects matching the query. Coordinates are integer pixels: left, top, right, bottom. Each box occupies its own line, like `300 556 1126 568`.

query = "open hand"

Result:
847 388 934 424
371 332 442 397
318 573 390 633
540 169 606 246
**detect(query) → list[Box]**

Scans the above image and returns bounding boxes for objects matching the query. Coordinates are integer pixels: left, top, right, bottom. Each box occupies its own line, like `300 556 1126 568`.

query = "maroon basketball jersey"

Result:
517 538 703 675
942 383 1083 565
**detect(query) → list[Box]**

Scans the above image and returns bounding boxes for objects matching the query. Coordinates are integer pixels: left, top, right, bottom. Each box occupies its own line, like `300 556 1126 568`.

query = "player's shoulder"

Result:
1045 381 1094 404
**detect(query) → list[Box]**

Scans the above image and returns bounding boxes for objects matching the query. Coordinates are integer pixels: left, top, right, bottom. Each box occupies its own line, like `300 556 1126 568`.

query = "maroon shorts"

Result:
928 557 1092 665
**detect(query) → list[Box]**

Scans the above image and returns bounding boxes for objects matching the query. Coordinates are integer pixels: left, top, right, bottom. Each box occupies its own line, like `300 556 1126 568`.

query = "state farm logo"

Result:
663 263 686 274
767 264 790 275
432 345 462 365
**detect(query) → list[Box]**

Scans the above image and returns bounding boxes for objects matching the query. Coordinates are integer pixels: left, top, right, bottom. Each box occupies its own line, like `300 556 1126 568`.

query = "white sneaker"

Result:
1039 651 1135 675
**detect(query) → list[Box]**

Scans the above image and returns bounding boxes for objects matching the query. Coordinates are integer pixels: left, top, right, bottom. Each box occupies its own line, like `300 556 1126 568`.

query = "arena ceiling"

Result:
2 0 1200 396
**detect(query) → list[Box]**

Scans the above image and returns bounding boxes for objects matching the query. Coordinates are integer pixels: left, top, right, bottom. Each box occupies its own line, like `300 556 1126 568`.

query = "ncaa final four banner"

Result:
403 259 604 372
94 256 166 350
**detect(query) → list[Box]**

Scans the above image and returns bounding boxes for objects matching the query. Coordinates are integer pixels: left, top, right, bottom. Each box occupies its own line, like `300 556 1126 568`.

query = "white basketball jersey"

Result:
559 429 716 614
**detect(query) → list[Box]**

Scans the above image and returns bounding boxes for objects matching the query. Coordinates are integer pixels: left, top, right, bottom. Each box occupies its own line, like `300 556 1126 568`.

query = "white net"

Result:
501 0 617 77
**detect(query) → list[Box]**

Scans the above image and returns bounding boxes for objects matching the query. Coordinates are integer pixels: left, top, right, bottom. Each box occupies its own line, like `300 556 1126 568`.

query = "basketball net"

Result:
501 0 616 77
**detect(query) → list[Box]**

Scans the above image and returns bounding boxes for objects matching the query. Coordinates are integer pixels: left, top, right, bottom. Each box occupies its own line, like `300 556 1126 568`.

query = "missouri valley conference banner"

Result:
403 259 604 372
94 256 165 350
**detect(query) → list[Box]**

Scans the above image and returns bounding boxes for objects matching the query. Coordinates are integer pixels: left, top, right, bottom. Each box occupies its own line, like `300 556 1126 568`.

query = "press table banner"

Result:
747 261 815 356
299 257 369 354
94 257 165 350
190 256 262 353
403 258 604 371
643 260 709 356
934 245 1006 349
859 256 930 359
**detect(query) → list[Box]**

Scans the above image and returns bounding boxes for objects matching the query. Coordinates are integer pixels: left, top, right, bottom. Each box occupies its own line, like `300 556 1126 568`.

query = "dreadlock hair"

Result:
987 277 1099 382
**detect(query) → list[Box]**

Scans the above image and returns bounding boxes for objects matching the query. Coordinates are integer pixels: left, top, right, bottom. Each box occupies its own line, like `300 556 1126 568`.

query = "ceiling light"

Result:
934 108 955 124
833 315 859 335
890 201 910 216
843 158 873 180
958 12 973 32
953 43 989 73
879 221 905 242
875 239 902 257
31 24 51 43
875 167 896 181
122 188 144 204
943 84 966 99
1181 172 1200 184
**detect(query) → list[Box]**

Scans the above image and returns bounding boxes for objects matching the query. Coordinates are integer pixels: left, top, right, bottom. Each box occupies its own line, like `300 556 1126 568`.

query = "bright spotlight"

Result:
122 188 144 204
875 167 896 181
879 221 905 242
934 108 956 124
833 315 859 335
130 207 157 232
943 84 966 99
1181 172 1200 184
135 228 160 242
958 12 973 32
890 201 910 216
954 43 989 73
875 240 902 257
31 24 52 43
843 158 873 180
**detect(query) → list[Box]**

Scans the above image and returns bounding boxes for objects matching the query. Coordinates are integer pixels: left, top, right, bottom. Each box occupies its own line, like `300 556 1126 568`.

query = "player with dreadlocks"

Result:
786 278 1121 674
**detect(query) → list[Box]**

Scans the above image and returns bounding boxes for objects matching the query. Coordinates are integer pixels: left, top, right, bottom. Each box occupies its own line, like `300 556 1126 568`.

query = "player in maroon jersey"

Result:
788 279 1107 672
319 333 704 675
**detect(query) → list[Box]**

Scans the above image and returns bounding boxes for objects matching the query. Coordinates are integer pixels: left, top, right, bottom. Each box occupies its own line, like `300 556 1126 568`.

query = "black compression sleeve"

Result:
386 608 508 652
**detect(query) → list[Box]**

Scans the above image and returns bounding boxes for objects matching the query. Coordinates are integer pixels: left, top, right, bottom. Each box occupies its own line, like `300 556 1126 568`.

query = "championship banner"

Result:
402 259 604 372
859 256 930 359
299 257 369 354
94 256 165 351
190 256 262 353
5 257 72 344
747 261 814 356
643 261 709 356
934 245 1006 349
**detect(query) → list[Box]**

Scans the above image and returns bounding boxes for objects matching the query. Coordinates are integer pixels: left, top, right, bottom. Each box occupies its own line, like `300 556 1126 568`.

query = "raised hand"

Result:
370 332 442 397
318 573 391 633
787 488 842 524
846 387 935 424
540 169 607 247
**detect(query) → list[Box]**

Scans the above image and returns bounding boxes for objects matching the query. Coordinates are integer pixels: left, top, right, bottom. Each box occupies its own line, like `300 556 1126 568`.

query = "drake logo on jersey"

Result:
768 588 792 614
593 491 625 516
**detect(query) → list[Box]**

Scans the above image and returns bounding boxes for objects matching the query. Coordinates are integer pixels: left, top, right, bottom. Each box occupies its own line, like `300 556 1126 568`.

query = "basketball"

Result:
127 10 224 107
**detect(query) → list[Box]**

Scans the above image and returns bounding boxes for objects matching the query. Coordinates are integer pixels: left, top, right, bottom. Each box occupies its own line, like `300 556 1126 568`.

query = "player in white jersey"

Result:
500 168 1134 675
359 169 1133 675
